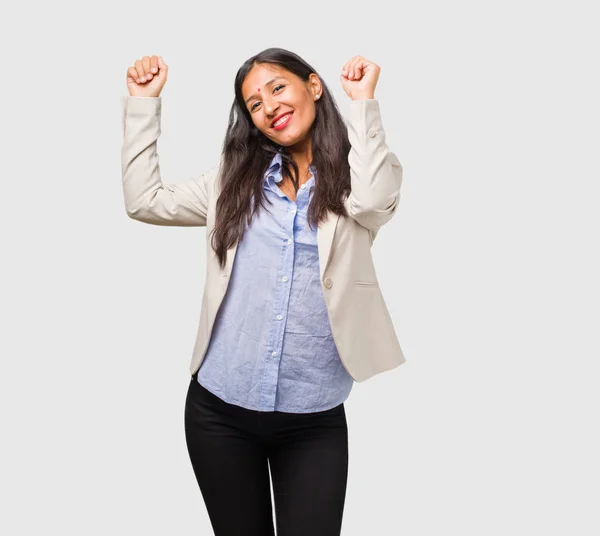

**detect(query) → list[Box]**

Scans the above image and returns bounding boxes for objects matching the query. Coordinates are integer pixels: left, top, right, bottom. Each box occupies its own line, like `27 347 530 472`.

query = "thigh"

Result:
184 379 275 536
268 404 349 536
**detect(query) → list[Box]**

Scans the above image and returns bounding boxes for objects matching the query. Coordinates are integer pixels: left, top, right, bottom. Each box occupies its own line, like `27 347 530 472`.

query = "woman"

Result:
121 47 406 536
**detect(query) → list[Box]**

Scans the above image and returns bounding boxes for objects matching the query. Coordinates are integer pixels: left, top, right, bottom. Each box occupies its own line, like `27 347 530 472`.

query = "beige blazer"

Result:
120 95 406 382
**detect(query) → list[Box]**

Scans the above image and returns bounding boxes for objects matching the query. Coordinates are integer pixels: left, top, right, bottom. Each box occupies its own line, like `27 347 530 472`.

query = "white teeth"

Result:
273 113 291 127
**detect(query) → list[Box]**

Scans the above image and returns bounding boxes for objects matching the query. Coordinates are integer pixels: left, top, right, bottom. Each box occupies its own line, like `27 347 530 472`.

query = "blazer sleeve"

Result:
343 99 403 236
120 95 214 226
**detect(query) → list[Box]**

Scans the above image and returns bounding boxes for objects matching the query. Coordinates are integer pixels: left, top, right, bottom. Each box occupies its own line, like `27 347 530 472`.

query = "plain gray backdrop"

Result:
2 0 599 534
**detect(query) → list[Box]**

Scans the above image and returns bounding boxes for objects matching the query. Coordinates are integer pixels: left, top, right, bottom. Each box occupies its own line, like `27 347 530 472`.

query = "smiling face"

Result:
241 63 322 148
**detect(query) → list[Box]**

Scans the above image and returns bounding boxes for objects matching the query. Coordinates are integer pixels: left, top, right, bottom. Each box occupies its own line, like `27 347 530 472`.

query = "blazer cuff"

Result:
348 99 382 125
121 95 162 116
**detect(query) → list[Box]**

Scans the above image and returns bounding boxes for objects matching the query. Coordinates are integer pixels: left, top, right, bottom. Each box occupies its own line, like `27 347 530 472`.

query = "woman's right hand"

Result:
126 55 168 98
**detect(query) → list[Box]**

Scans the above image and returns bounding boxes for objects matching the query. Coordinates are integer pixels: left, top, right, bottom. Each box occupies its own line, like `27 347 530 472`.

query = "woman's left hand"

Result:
340 56 380 100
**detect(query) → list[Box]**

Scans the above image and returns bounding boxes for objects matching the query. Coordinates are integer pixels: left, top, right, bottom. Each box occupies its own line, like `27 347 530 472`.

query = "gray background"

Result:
1 0 598 534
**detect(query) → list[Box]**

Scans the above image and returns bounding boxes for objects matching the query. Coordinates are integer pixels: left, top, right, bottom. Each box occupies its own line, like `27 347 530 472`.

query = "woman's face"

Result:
241 63 321 148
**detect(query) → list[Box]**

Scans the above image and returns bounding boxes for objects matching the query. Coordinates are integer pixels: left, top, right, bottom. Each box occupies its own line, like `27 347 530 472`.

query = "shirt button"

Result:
282 276 288 282
300 184 306 189
324 277 333 288
287 238 292 245
276 314 283 320
271 351 277 357
368 127 378 138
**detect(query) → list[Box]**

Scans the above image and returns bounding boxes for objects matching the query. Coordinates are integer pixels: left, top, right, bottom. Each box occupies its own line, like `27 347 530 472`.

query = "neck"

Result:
286 139 313 184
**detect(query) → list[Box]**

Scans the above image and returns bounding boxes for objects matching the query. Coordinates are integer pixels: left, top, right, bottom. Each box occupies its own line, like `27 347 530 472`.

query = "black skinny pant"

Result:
184 372 349 536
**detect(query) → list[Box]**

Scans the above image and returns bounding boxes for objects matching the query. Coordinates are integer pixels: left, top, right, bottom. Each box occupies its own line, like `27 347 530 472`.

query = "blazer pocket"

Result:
354 280 379 287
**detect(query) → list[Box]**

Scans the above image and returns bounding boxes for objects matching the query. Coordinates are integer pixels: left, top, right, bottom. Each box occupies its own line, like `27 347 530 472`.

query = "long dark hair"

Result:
210 47 352 269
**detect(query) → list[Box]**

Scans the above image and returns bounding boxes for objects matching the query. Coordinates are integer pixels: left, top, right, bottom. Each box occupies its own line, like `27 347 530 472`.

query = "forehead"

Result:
242 64 292 94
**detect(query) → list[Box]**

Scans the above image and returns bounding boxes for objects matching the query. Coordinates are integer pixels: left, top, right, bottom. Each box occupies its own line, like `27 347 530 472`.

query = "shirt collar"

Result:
264 153 283 183
264 152 317 184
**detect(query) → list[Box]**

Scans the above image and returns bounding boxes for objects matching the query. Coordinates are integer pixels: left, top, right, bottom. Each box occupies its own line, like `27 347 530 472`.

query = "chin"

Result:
274 130 308 146
276 138 298 147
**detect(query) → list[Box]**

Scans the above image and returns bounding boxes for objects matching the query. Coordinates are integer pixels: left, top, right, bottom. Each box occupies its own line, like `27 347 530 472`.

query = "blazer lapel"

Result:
317 211 341 281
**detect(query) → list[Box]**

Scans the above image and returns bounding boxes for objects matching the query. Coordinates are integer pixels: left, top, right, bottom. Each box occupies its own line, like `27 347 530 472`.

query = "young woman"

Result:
121 47 406 536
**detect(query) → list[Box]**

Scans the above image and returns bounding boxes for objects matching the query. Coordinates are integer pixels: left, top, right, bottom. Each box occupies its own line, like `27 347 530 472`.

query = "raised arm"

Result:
120 95 215 226
337 56 403 240
343 98 403 237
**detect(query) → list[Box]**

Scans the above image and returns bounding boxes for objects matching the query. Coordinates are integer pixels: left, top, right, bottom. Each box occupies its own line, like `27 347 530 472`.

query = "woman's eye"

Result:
251 85 285 111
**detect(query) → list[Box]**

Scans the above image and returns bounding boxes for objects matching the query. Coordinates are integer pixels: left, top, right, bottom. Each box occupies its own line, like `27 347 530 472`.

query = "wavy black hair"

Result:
210 47 352 269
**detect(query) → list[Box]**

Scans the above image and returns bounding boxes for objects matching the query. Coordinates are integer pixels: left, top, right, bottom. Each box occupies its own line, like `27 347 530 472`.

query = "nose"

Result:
263 95 279 116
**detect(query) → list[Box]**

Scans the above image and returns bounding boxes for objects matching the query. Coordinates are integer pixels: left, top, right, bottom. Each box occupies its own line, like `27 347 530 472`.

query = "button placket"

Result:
268 213 293 364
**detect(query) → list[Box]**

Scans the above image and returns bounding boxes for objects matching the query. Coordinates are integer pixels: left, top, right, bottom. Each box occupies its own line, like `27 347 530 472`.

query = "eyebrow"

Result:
245 77 286 105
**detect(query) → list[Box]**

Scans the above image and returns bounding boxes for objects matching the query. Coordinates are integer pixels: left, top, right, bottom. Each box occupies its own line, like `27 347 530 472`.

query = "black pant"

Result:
184 373 349 536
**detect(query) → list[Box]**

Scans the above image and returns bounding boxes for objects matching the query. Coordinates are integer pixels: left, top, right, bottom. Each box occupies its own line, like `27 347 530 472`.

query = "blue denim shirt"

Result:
196 152 354 413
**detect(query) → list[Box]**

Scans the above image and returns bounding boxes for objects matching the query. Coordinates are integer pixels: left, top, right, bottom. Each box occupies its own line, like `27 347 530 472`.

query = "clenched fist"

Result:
340 56 379 101
126 55 168 98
